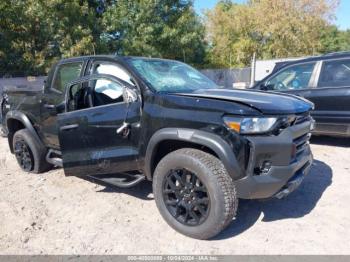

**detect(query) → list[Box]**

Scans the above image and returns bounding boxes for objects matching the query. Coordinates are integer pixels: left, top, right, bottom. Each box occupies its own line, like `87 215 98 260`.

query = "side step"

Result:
45 149 145 188
46 149 63 167
88 172 145 188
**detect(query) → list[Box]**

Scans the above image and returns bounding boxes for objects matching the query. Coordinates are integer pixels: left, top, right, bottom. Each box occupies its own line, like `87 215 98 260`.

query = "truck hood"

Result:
174 89 313 115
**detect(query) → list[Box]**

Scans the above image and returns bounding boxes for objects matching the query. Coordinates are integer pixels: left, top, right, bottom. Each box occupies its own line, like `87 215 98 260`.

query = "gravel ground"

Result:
0 136 349 255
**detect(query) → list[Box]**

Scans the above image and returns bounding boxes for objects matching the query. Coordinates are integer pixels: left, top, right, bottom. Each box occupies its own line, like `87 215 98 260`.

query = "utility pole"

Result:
250 52 256 88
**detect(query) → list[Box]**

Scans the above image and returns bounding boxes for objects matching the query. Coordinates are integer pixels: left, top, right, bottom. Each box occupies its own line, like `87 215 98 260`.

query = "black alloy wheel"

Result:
163 168 210 226
14 139 34 172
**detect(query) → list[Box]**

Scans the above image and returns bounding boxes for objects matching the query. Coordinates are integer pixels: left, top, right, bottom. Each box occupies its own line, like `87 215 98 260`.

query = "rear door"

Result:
40 61 85 149
307 58 350 135
57 75 141 176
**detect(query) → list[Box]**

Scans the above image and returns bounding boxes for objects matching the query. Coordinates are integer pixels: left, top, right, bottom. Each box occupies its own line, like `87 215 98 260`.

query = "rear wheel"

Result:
153 148 238 239
13 129 52 173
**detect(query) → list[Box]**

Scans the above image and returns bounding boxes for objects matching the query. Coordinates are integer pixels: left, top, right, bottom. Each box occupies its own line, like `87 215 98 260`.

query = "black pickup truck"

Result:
1 55 314 239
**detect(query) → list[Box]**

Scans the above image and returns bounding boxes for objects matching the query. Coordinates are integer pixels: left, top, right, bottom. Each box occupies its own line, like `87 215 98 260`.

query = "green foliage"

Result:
1 0 349 75
0 0 205 76
0 0 105 76
206 0 346 68
319 26 350 53
102 0 205 65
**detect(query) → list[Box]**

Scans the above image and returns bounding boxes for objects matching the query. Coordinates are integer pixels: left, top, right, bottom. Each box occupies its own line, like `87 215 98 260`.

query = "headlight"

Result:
223 116 278 134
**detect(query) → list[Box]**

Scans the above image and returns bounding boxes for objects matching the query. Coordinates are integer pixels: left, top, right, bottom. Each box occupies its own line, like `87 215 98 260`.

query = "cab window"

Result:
318 59 350 88
52 62 83 92
265 62 316 90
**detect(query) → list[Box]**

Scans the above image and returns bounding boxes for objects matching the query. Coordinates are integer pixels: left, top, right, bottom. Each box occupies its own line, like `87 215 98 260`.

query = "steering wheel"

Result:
291 79 302 89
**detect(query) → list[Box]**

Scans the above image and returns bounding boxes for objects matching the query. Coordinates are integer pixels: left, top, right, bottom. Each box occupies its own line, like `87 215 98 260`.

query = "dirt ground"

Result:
0 136 349 255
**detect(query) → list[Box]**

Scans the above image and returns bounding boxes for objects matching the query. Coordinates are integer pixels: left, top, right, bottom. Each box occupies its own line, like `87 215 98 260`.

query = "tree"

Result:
0 0 111 76
102 0 206 65
0 0 205 76
206 0 340 68
319 26 350 53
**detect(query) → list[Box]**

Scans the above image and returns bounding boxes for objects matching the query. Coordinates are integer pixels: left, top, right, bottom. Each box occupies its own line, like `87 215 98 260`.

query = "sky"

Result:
194 0 350 30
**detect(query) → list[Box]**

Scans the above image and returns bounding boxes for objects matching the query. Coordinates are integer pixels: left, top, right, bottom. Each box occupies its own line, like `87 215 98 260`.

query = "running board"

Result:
46 149 63 167
88 173 145 188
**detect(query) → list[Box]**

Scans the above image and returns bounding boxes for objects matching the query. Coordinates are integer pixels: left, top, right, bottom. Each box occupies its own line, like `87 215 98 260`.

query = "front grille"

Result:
294 133 311 157
290 132 311 165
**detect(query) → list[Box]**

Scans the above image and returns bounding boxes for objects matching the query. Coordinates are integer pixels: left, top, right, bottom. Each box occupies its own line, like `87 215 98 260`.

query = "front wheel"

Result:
153 148 238 239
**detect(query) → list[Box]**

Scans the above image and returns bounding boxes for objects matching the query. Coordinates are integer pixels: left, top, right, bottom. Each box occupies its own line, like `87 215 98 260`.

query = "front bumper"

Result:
235 119 313 199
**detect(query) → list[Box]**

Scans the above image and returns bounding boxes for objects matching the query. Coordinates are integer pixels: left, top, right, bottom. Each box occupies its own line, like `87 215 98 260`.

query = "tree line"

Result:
0 0 349 76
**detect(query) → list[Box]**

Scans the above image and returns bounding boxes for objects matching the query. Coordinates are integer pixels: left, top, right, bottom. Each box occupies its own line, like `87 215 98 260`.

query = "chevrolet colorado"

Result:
1 55 314 239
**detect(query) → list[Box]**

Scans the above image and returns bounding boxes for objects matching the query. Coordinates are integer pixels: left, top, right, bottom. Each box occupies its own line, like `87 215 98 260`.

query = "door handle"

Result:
44 103 55 109
60 124 79 131
116 122 130 137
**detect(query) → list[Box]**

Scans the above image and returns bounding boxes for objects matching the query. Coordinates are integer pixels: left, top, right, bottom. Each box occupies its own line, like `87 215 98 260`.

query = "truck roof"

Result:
58 55 178 64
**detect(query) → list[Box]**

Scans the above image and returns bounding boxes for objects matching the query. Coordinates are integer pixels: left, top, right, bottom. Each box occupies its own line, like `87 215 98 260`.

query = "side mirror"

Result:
261 83 274 91
123 88 138 103
260 84 268 91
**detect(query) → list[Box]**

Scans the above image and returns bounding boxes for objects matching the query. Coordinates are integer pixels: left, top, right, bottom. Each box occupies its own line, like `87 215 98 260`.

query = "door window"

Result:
52 62 83 92
318 59 350 88
67 78 124 112
93 63 135 86
265 63 316 90
93 79 124 106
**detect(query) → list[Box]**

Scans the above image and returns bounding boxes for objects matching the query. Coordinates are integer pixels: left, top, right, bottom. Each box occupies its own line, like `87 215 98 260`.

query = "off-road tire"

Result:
153 148 238 239
12 129 52 173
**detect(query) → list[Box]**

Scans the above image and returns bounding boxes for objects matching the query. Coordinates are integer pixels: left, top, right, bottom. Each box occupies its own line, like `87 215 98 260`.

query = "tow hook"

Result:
275 175 304 199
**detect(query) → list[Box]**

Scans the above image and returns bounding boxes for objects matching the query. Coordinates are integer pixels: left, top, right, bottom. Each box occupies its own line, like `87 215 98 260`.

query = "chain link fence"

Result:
200 68 251 88
0 76 46 95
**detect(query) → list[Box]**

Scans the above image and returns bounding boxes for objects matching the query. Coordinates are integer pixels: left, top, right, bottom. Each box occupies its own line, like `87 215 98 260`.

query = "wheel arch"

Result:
144 128 243 181
5 110 44 153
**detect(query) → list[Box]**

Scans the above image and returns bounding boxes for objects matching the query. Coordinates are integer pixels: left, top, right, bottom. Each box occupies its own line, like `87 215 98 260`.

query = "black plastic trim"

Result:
5 110 44 153
144 128 243 181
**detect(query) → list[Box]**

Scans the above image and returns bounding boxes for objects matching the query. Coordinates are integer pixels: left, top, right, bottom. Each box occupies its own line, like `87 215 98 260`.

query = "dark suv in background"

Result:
254 52 350 137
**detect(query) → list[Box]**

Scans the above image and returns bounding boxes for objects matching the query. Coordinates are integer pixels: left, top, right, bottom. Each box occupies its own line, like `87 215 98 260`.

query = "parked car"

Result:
253 51 350 137
1 55 314 239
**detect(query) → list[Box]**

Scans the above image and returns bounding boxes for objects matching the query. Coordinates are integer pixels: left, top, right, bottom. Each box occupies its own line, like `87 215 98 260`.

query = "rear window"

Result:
52 62 83 92
318 59 350 88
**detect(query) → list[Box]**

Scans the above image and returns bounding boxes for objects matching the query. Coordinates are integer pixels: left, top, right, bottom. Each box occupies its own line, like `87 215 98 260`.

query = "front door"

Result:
57 75 141 176
263 62 318 100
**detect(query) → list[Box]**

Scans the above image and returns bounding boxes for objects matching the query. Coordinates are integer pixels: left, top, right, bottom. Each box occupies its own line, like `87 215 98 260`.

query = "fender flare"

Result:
144 128 244 180
5 110 44 153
